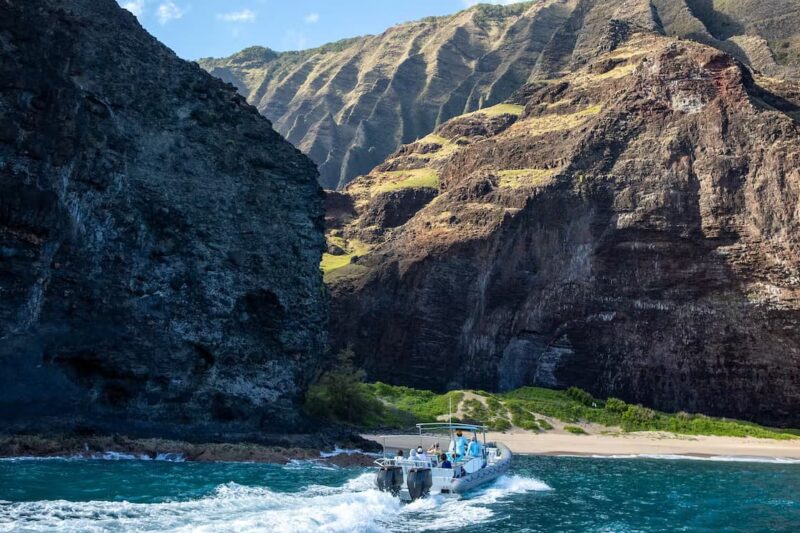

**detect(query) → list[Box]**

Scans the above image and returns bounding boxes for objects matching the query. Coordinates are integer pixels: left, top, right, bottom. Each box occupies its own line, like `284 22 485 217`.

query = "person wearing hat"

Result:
415 445 428 463
449 429 468 459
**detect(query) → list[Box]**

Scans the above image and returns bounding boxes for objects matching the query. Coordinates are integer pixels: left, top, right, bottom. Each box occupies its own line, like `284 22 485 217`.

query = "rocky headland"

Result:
0 0 326 441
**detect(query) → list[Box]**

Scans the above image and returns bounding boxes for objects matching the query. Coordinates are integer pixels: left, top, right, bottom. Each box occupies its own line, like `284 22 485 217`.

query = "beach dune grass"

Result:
359 383 798 439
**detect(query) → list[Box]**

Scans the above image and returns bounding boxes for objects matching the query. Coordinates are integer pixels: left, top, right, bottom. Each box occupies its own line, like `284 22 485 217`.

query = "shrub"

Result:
621 404 657 430
486 396 504 414
463 398 490 421
489 417 512 432
566 386 595 407
304 347 383 425
564 425 587 435
537 419 554 430
605 397 627 413
374 381 395 397
507 402 539 430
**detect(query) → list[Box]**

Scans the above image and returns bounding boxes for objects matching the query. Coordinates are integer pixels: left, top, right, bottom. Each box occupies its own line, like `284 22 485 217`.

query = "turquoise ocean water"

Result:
1 454 799 532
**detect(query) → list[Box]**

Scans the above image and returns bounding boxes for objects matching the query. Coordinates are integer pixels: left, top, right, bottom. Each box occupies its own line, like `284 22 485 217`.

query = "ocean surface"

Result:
1 453 799 532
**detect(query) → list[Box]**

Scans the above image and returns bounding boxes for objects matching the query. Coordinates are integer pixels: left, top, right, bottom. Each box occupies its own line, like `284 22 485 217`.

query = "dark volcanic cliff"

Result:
0 0 326 439
327 32 800 427
200 0 799 190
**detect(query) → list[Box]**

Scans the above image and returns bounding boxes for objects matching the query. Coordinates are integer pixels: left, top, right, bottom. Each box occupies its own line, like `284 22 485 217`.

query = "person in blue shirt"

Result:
467 436 482 458
439 453 452 469
449 429 469 458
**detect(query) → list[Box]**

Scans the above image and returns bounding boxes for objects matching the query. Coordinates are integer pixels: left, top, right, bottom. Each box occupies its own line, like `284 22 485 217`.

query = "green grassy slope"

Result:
358 383 799 440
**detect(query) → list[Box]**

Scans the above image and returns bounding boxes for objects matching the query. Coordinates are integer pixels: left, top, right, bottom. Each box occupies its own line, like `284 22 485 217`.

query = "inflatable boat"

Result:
374 423 512 502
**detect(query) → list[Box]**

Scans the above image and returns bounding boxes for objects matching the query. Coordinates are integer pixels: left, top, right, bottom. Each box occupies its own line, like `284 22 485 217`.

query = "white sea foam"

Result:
0 452 185 463
0 471 551 532
319 447 363 458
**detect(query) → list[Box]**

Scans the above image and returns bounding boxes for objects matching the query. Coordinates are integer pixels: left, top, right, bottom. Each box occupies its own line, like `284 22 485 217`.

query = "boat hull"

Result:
392 443 512 501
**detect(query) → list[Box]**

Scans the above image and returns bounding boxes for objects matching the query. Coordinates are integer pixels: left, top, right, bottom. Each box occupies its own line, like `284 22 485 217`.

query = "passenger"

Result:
409 448 417 461
467 436 482 458
427 442 441 455
449 429 468 458
395 449 404 462
439 453 452 469
416 446 428 463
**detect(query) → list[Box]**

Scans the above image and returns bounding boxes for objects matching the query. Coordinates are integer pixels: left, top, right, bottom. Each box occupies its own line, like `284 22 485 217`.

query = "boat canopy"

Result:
415 422 488 433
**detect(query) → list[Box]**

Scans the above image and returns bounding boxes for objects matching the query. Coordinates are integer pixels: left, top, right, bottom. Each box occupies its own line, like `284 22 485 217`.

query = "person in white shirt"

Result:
415 446 428 463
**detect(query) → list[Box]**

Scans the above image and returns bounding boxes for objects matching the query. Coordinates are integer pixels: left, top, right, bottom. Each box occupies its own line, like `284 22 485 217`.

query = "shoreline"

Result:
0 434 376 467
363 431 800 461
4 430 800 465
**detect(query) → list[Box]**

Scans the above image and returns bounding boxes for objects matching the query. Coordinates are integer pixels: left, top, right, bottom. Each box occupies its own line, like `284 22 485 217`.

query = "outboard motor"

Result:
376 466 403 495
406 468 432 500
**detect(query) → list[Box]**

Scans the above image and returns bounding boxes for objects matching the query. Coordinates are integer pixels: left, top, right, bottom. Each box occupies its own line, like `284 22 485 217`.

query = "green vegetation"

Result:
323 262 368 284
471 103 524 117
320 237 371 281
320 253 353 275
495 168 556 189
564 425 587 435
593 62 637 80
415 134 463 160
375 168 440 193
566 386 596 407
516 104 602 136
352 383 798 439
304 348 384 425
371 382 463 421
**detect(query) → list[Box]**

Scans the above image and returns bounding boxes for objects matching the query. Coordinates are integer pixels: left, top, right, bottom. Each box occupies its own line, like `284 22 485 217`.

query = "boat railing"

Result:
375 453 487 470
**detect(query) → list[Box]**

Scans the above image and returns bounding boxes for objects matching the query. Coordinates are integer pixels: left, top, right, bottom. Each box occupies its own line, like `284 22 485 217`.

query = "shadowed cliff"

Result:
0 0 326 440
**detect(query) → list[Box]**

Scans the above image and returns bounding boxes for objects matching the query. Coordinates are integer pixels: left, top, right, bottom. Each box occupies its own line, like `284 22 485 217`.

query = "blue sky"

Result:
118 1 524 59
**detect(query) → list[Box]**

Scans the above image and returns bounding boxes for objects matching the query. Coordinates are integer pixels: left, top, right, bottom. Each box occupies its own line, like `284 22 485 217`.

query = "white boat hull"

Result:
377 442 513 502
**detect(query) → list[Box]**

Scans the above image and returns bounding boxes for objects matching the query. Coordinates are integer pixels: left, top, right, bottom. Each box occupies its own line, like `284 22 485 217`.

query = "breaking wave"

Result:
0 452 185 463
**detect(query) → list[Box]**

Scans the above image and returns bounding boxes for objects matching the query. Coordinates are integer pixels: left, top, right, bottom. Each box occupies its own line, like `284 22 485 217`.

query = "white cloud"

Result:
156 1 184 25
217 9 257 23
121 0 145 17
462 0 525 5
304 12 320 24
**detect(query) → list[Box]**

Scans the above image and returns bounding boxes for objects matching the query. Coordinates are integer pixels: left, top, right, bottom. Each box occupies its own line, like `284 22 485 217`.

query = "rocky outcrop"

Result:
200 0 798 190
0 0 326 439
327 33 800 427
652 0 800 79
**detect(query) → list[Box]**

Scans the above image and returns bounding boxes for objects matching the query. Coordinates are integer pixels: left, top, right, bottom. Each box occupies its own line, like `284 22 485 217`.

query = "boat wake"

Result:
0 470 550 532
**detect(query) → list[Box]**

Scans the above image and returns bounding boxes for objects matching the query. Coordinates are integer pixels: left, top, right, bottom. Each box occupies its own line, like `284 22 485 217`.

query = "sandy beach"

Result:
364 431 800 460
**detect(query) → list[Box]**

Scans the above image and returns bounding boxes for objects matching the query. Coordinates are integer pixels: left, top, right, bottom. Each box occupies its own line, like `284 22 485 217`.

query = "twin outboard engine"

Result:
406 468 432 500
376 466 403 495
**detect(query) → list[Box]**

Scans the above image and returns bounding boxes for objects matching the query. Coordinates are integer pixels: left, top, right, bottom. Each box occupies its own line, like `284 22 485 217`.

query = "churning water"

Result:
1 454 799 532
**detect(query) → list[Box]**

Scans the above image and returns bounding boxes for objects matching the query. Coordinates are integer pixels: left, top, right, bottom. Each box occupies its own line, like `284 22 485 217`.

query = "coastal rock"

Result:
0 0 326 439
327 34 800 427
